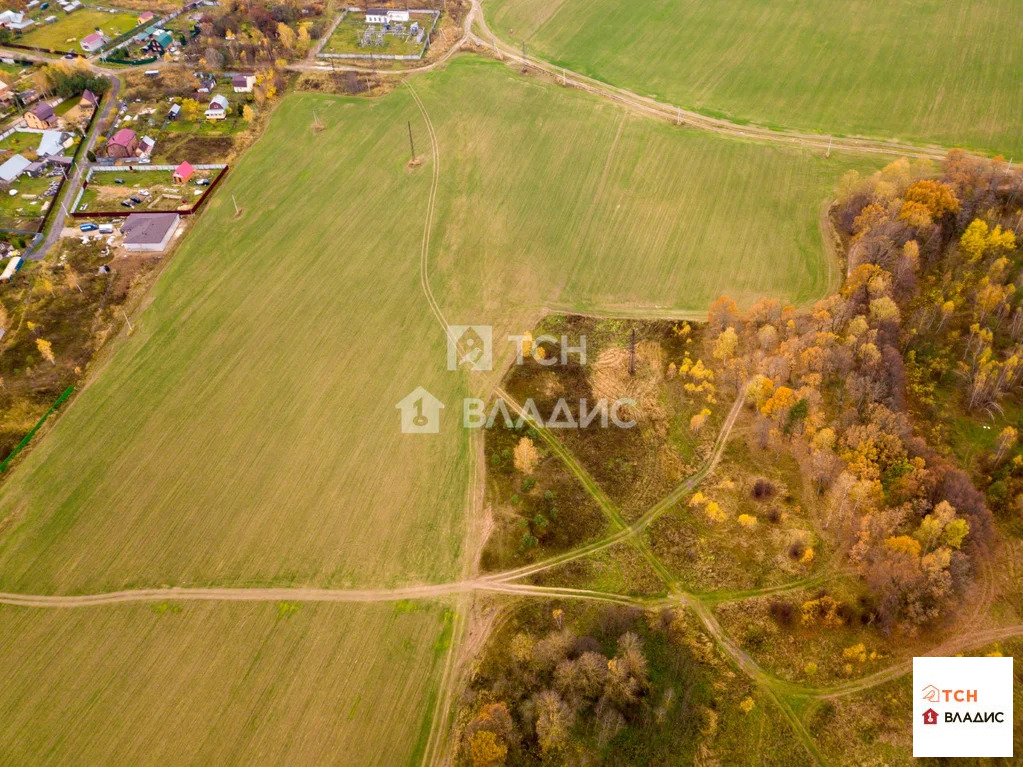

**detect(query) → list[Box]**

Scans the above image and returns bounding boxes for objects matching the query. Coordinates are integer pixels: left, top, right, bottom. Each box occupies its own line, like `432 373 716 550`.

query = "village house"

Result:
138 135 156 156
0 11 34 32
138 11 154 25
79 89 99 110
105 128 139 158
36 130 73 157
232 74 255 93
146 30 174 54
172 161 195 184
0 154 31 183
24 102 58 130
80 31 107 53
121 212 180 251
205 94 228 121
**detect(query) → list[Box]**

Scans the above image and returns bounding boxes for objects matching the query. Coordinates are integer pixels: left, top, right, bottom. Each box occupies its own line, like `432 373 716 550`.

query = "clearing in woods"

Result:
485 0 1023 157
0 56 880 760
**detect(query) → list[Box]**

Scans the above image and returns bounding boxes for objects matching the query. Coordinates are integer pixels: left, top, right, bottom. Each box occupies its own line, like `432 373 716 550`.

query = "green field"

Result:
0 56 879 595
0 53 889 764
0 174 54 230
20 8 139 52
486 0 1023 156
0 601 450 766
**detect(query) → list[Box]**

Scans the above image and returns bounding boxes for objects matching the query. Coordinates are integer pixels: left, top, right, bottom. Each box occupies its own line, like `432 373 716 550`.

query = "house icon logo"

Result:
921 685 940 703
447 325 492 371
396 386 444 434
922 708 939 725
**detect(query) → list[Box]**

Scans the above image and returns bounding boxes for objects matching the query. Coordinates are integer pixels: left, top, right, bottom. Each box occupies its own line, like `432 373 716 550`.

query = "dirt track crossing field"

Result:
0 29 984 767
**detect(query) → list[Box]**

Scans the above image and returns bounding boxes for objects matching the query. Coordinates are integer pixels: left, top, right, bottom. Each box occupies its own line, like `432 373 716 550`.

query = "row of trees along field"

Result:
703 152 1023 633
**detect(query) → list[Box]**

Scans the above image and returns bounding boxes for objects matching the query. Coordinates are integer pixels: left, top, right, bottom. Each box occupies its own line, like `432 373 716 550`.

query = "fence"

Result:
0 385 74 474
70 164 229 219
31 90 103 235
99 0 202 59
317 9 440 61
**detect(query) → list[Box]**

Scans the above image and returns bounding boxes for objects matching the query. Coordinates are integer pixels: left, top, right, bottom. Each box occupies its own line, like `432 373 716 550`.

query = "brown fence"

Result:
69 165 230 219
1 41 82 57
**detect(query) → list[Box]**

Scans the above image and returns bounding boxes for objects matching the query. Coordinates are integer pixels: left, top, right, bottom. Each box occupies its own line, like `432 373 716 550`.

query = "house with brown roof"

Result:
79 89 99 110
25 102 57 130
105 128 139 159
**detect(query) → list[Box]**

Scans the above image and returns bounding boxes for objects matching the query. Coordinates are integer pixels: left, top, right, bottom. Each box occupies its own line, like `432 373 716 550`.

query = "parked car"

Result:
130 195 143 204
195 178 211 186
79 223 98 232
120 200 134 208
114 178 125 184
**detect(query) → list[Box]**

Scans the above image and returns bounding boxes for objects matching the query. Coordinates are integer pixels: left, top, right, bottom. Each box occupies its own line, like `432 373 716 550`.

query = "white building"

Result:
231 74 255 93
36 130 74 158
0 154 31 183
366 8 409 24
204 94 228 120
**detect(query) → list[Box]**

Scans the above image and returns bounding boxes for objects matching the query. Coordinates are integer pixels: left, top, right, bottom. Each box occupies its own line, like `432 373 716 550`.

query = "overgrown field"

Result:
0 600 450 766
486 0 1023 156
0 56 877 594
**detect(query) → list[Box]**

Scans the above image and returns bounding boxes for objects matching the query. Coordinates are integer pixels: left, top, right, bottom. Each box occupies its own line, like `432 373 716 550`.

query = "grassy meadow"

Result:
0 600 450 766
0 56 880 594
486 0 1023 156
20 8 139 51
419 57 880 318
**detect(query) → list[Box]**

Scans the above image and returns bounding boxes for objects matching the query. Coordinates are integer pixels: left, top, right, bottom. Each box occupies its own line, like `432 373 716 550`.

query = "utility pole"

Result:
561 67 566 86
407 120 415 161
232 194 240 216
825 136 832 159
121 309 134 333
676 107 681 126
629 329 636 376
521 40 527 72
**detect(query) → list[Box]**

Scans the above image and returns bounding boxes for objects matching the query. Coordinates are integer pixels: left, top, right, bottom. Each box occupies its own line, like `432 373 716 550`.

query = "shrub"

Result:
752 478 775 500
768 599 794 626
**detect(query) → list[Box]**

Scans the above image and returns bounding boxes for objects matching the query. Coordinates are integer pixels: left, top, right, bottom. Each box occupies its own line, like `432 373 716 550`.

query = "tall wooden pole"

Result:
407 120 415 160
629 329 636 376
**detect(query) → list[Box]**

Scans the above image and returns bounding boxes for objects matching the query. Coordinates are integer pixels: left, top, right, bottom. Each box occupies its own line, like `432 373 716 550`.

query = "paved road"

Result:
25 73 121 260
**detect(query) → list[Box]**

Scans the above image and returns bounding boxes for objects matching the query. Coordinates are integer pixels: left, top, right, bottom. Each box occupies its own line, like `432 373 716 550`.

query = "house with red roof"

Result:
105 128 139 159
80 31 107 53
172 161 195 184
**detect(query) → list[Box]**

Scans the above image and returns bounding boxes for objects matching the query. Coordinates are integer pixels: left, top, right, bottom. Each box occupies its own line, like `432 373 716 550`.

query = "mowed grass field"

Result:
20 8 139 51
486 0 1023 156
0 88 471 594
0 56 879 595
0 601 450 766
